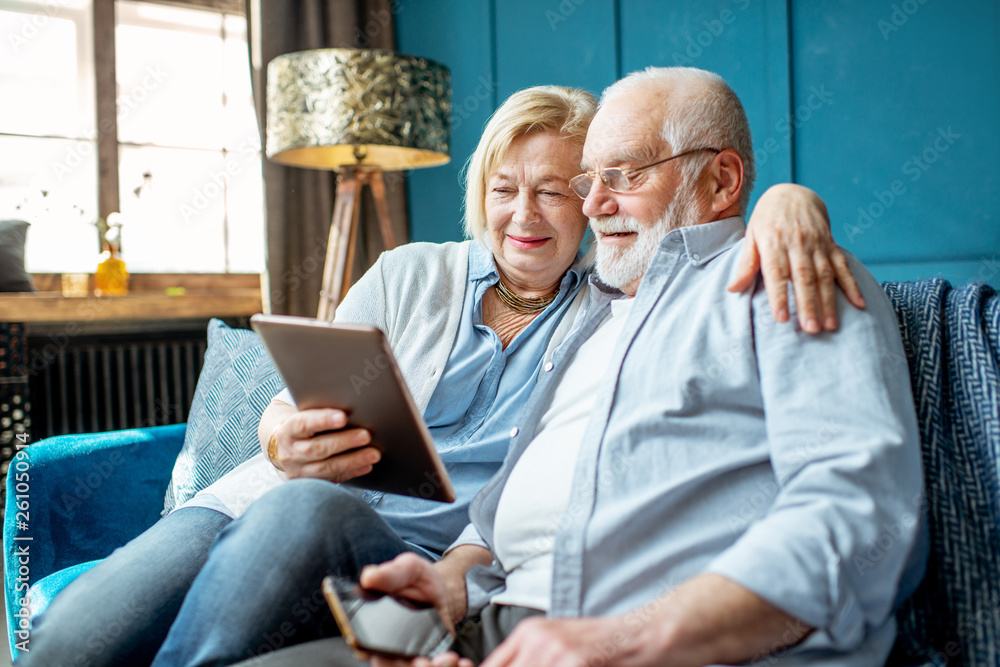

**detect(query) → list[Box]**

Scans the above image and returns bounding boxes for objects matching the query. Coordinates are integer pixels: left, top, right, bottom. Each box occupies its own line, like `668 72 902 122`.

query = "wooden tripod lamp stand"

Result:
265 48 451 320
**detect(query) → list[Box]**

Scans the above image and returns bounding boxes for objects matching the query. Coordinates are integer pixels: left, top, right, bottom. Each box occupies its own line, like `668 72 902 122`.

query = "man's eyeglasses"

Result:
569 147 722 199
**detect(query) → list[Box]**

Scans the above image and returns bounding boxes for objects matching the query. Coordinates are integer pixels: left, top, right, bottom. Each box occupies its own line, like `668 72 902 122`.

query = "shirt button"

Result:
691 252 701 261
510 427 519 438
543 361 554 372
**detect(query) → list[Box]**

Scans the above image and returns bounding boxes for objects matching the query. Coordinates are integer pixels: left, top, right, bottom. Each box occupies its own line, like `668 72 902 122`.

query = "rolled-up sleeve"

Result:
272 386 294 406
706 258 924 649
446 522 489 553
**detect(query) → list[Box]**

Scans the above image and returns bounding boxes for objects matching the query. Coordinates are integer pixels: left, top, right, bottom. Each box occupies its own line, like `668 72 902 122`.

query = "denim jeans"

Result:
17 506 233 667
151 479 417 667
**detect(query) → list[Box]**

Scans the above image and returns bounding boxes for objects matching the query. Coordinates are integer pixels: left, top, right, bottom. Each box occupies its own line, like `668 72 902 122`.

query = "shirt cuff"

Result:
445 523 487 554
273 387 295 407
705 525 864 650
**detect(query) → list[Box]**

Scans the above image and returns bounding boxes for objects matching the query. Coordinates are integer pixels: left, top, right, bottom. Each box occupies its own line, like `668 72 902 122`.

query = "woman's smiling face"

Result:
485 131 588 292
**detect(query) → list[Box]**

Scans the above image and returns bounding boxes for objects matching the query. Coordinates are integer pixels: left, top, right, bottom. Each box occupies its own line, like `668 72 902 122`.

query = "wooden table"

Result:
0 273 263 324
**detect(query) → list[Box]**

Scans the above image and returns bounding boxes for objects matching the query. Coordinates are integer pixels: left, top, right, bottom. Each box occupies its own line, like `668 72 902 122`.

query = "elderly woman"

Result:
21 86 860 667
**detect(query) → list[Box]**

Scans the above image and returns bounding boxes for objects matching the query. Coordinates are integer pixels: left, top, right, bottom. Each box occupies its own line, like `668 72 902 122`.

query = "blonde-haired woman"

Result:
23 85 860 667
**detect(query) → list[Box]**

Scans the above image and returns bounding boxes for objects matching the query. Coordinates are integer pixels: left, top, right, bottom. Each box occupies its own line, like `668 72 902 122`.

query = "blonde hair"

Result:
602 67 757 215
463 85 597 243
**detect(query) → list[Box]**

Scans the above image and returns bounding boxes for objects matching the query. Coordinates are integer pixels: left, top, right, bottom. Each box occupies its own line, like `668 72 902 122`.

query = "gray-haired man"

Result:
246 66 925 667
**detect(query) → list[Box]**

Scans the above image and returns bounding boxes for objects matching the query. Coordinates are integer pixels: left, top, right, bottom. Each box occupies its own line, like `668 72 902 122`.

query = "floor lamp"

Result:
265 49 451 320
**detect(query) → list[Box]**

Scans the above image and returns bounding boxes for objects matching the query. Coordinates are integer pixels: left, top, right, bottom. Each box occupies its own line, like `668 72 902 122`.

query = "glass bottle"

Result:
95 224 128 296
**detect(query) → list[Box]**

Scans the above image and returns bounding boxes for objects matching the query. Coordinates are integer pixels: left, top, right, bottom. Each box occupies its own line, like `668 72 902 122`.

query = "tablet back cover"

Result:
251 315 455 503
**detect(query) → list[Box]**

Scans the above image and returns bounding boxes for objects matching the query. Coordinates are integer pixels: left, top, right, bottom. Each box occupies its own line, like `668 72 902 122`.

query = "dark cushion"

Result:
883 280 1000 666
0 220 35 292
162 319 283 513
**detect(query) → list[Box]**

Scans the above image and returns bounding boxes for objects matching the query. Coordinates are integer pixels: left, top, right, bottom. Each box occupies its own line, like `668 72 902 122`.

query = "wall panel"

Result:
620 0 792 209
396 0 495 243
791 0 1000 280
397 1 1000 286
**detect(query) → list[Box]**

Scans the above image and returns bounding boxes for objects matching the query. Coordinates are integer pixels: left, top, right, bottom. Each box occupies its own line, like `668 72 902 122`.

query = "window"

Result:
0 0 264 274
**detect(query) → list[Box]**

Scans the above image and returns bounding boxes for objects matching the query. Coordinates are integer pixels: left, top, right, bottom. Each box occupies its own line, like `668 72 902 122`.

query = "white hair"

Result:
601 67 756 215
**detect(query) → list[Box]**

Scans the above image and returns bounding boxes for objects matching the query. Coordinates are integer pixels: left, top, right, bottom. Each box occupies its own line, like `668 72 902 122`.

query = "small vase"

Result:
95 246 129 296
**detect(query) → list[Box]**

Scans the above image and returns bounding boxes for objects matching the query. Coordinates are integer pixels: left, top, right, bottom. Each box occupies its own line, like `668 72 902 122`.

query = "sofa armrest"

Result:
3 423 186 658
3 423 185 587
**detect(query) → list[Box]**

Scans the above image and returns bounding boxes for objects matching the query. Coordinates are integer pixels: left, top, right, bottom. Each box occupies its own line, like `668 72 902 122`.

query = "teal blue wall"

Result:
398 0 1000 285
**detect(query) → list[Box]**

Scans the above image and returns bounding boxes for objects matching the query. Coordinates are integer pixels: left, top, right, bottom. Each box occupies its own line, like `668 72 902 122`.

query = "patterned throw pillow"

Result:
162 318 284 514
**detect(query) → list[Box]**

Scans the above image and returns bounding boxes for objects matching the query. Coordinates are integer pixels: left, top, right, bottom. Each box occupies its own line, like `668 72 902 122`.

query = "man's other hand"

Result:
360 554 453 629
364 553 470 667
480 616 640 667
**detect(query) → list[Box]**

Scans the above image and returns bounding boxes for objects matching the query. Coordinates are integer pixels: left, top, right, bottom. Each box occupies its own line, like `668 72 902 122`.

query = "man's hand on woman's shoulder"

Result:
730 183 866 333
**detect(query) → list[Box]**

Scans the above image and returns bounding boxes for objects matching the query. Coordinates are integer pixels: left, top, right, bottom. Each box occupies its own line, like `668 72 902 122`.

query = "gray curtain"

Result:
247 0 410 316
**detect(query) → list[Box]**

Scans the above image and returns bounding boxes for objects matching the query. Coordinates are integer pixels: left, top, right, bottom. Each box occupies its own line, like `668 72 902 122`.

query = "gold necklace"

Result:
494 278 559 313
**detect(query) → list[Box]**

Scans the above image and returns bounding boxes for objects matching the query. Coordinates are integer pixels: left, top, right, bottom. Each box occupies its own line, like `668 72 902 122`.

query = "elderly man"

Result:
239 66 925 667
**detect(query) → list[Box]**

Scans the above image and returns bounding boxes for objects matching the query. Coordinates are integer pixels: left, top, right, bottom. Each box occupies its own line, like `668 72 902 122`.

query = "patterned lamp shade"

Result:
266 48 451 171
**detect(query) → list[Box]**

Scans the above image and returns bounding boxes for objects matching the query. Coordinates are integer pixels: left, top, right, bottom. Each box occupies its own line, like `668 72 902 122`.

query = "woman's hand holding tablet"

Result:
251 314 456 503
266 406 383 482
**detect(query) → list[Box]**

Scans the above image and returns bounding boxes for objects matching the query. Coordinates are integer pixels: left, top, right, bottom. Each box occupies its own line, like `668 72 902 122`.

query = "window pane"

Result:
223 15 260 152
118 145 232 272
225 150 265 273
0 135 99 272
1 2 264 276
0 0 94 139
115 1 224 149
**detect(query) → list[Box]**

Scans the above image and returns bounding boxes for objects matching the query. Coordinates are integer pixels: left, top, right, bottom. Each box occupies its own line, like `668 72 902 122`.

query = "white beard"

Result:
591 187 702 291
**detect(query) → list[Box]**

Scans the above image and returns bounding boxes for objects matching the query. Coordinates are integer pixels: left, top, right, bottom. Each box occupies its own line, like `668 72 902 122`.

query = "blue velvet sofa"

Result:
4 280 999 665
3 424 187 659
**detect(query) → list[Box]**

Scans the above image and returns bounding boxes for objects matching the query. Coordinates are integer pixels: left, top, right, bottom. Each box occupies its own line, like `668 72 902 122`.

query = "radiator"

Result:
26 330 208 440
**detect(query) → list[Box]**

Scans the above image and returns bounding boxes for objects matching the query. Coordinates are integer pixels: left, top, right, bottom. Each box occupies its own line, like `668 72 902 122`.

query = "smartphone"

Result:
322 575 455 660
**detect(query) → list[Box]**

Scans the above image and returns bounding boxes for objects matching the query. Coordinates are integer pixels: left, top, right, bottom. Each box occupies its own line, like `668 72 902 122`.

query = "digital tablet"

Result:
250 314 455 503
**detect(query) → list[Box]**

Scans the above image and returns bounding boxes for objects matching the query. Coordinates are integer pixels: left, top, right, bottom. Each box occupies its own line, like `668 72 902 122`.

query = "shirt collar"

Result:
469 240 498 281
674 216 746 265
585 216 747 298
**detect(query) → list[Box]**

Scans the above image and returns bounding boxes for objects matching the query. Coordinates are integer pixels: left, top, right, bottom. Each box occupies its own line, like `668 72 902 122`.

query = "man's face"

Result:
580 91 705 295
588 190 701 293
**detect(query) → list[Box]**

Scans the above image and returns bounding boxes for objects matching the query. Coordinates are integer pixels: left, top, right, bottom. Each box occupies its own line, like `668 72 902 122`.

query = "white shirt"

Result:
491 297 633 609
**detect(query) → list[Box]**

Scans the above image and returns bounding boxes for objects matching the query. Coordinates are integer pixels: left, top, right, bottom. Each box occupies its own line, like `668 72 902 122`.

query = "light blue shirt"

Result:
367 242 589 556
467 217 925 665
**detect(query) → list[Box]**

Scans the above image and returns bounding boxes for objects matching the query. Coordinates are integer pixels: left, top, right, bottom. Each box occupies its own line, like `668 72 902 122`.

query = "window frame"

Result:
94 0 249 223
0 0 259 276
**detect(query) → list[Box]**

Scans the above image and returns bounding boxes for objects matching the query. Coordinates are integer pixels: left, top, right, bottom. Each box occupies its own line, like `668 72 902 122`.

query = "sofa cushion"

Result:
162 319 283 514
0 220 35 292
